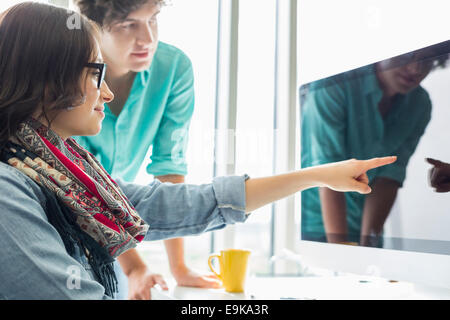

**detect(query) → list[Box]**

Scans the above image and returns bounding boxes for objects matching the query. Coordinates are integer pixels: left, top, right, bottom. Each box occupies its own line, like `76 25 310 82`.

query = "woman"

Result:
0 2 396 300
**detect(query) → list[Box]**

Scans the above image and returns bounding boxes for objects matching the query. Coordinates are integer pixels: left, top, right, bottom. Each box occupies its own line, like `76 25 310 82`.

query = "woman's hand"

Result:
313 156 397 194
126 266 168 300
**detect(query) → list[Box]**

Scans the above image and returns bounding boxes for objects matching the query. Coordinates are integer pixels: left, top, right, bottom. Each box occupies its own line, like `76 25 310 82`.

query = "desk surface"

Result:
151 275 450 300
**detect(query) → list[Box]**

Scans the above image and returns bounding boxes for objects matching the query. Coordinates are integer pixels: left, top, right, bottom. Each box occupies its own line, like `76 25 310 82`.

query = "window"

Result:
204 0 298 276
233 0 276 276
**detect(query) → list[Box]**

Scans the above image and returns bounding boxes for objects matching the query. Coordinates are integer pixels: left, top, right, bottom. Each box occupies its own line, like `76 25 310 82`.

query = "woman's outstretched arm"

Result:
244 157 397 212
119 156 396 241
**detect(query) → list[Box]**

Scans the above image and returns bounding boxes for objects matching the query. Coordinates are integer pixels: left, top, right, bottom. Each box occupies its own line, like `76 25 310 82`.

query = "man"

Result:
73 0 220 299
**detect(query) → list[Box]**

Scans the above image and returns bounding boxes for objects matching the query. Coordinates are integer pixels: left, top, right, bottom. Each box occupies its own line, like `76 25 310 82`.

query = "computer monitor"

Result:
298 40 450 289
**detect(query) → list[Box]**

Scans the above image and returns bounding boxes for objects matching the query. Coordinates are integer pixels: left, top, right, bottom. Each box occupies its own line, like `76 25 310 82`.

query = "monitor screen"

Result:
299 40 450 257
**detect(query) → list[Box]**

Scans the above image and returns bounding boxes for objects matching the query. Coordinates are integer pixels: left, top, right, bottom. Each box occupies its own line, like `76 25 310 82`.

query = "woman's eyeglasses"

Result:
85 62 106 89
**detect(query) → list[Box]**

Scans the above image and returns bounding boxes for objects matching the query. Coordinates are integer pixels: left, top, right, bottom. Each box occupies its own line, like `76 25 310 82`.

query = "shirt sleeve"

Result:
147 54 195 177
302 80 348 167
117 175 250 240
376 97 432 186
0 166 111 300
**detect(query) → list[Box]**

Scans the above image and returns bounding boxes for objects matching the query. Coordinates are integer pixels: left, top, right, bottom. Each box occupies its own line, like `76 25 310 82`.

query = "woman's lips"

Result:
94 106 105 116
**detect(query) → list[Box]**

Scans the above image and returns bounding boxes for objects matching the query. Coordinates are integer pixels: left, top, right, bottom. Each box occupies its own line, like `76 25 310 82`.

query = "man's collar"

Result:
139 68 150 85
361 64 382 96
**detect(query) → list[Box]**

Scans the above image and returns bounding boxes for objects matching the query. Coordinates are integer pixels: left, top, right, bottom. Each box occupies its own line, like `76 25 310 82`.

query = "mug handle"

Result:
208 254 222 280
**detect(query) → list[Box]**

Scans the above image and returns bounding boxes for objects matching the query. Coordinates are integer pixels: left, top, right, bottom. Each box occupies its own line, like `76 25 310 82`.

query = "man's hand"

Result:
127 266 168 300
426 158 450 193
172 265 222 289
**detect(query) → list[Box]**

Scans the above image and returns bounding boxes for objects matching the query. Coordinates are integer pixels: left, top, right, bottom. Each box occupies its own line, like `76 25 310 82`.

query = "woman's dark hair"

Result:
74 0 166 28
0 2 100 147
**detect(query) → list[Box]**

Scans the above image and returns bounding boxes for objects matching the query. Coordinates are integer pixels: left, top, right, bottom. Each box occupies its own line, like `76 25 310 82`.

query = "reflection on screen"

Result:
300 40 450 255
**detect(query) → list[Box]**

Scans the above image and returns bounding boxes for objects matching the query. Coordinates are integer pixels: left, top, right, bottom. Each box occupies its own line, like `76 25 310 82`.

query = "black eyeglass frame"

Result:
85 62 106 89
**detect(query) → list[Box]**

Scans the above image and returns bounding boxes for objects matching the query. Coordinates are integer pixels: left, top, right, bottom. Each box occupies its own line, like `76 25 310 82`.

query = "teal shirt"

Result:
300 65 432 239
74 42 194 182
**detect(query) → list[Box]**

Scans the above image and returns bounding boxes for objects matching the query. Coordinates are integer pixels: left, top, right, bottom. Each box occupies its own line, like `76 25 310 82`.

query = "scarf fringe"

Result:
40 186 118 298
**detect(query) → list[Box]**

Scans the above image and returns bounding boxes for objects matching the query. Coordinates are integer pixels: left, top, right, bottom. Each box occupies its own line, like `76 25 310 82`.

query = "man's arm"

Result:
364 92 432 244
319 188 348 243
301 80 349 241
360 177 400 245
116 174 189 299
156 174 185 184
147 53 194 178
155 174 222 289
116 248 168 300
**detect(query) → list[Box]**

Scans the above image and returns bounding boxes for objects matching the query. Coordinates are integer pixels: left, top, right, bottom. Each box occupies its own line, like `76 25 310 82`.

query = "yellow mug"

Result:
208 249 251 293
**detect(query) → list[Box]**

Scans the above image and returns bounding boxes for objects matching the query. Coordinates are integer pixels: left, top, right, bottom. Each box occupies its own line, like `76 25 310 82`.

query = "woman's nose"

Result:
100 81 114 103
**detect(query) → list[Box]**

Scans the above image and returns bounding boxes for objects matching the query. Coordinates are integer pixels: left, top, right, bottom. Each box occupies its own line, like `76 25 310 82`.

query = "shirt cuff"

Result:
146 160 188 177
212 174 250 224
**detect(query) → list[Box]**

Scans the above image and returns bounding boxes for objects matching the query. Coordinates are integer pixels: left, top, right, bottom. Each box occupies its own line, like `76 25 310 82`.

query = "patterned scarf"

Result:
2 118 149 297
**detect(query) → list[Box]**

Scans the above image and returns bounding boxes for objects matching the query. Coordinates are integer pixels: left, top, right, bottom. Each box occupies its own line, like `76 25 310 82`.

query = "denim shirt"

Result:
0 162 249 299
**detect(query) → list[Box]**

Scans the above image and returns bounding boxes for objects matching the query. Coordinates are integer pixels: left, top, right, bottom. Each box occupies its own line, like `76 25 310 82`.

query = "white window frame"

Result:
212 0 299 275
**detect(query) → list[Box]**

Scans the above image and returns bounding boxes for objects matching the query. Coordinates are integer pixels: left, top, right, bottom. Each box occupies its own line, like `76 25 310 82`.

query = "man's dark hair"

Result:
0 2 100 147
383 40 450 72
74 0 166 27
